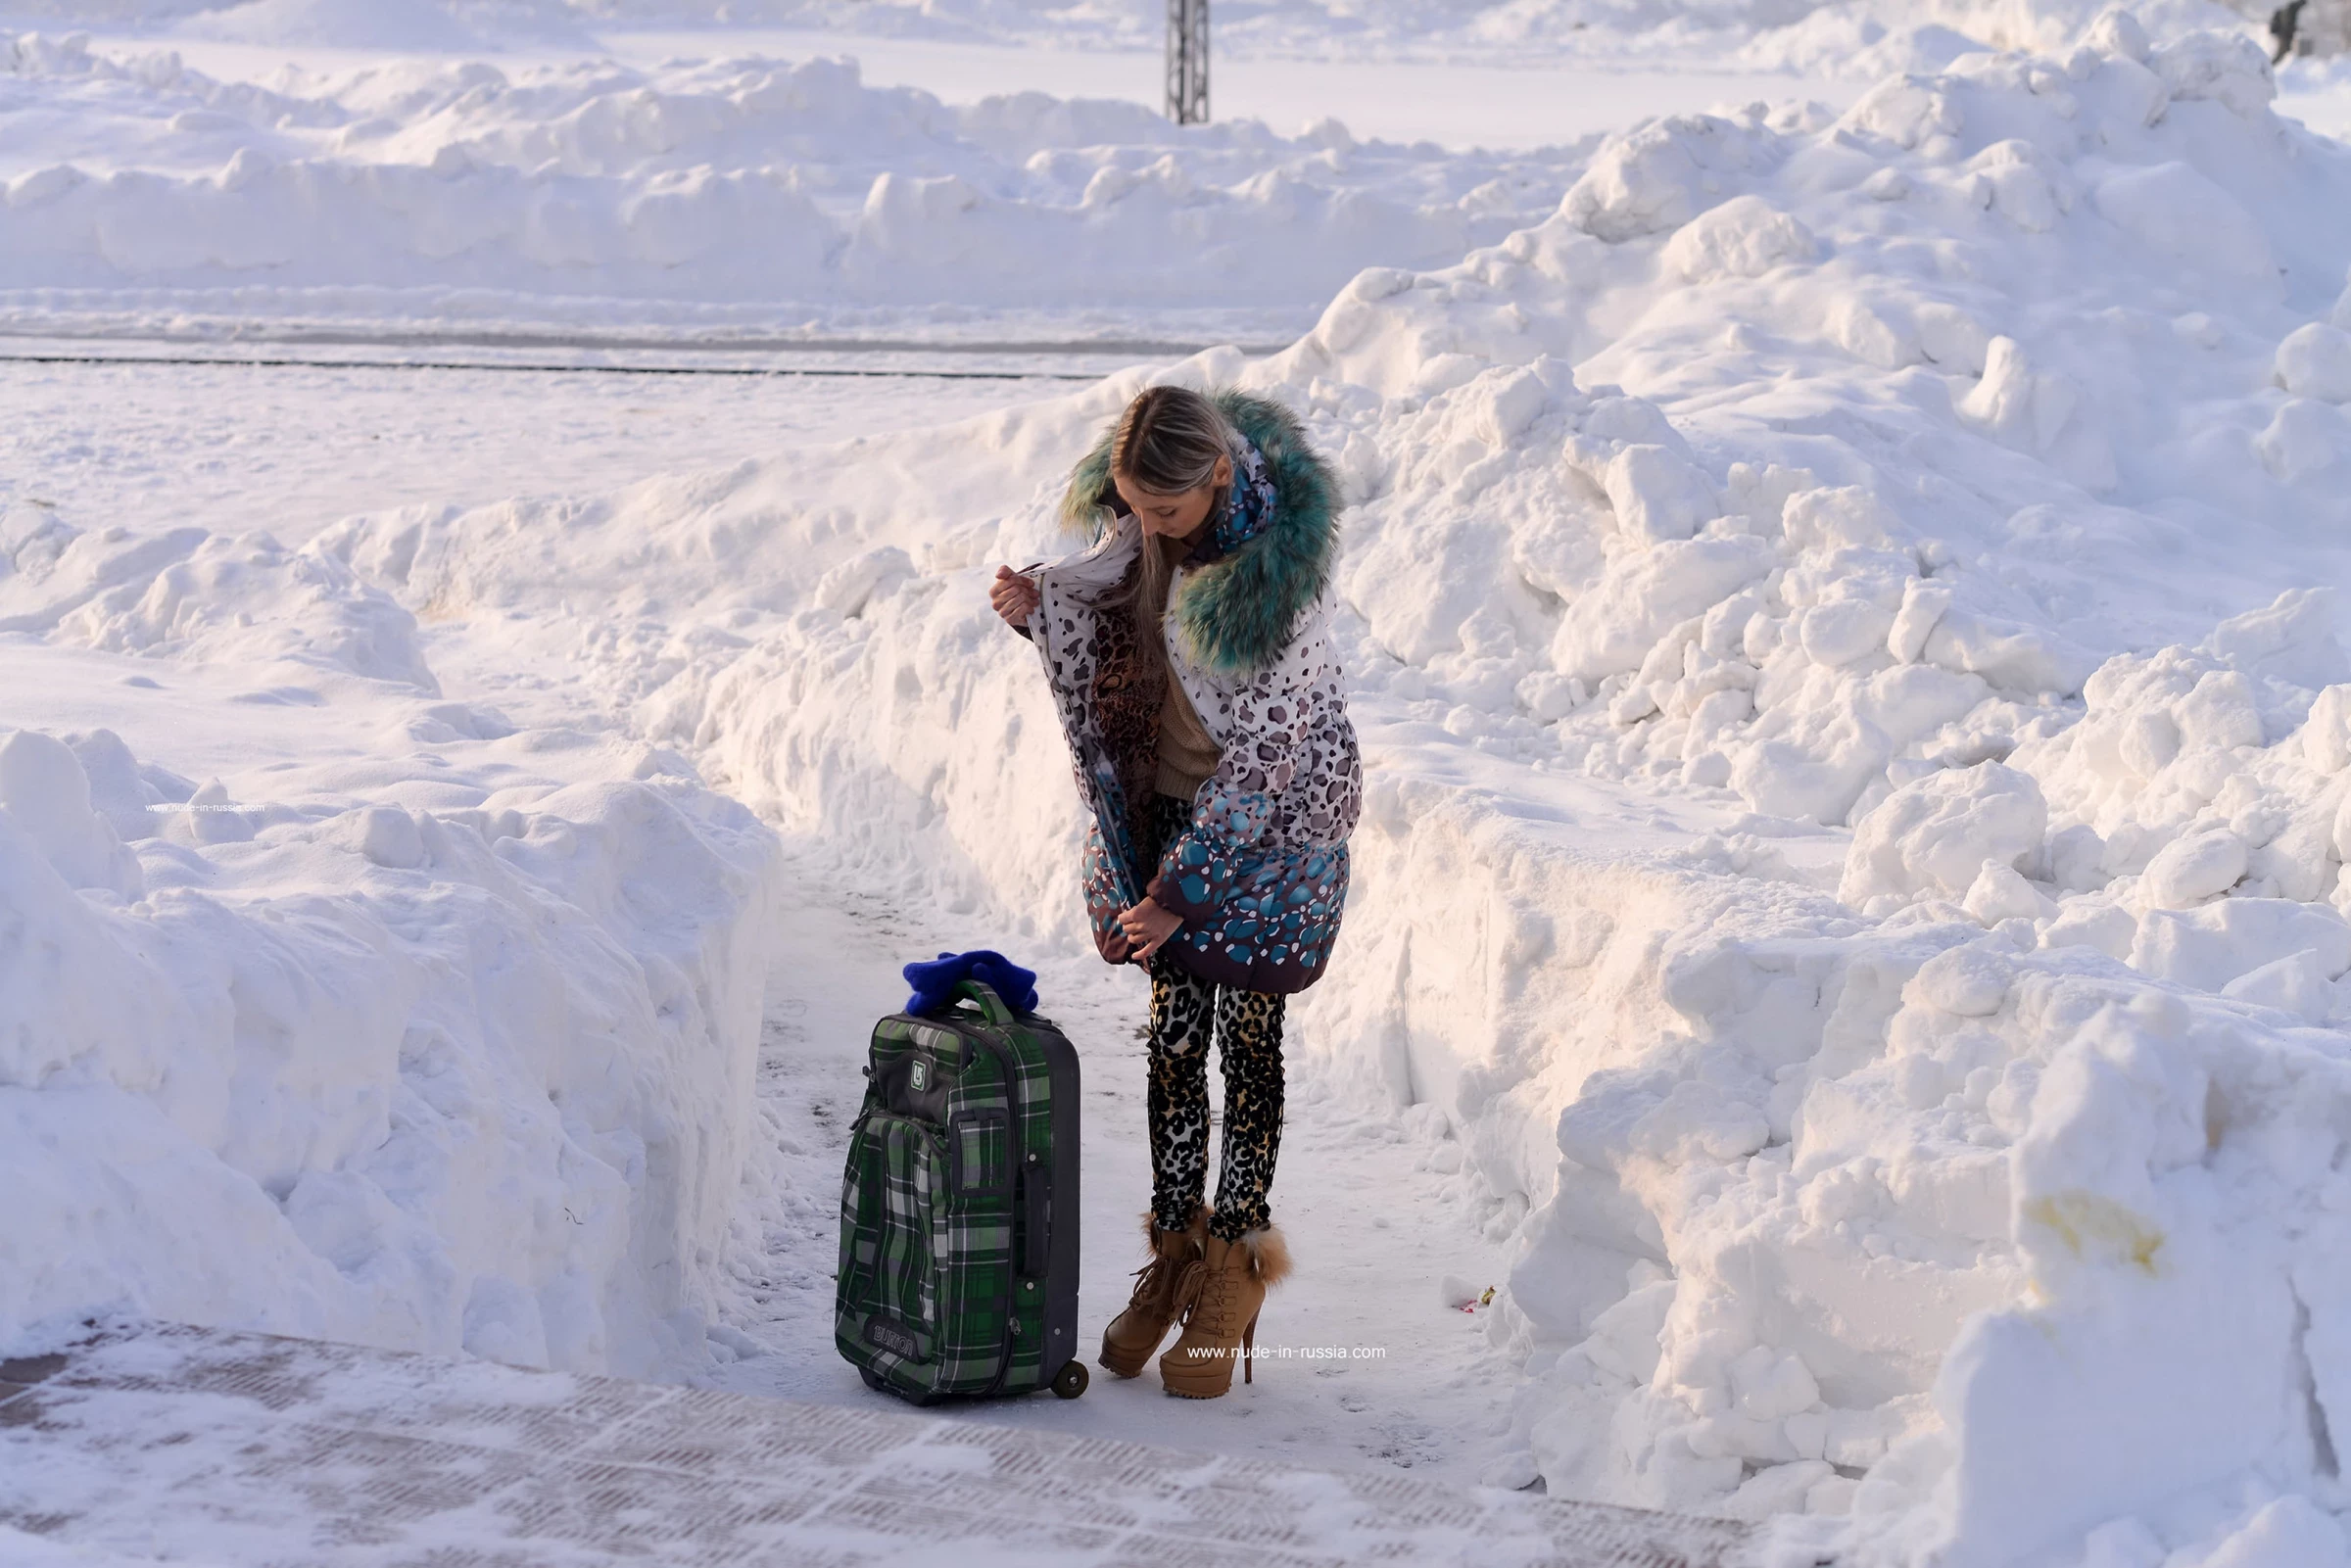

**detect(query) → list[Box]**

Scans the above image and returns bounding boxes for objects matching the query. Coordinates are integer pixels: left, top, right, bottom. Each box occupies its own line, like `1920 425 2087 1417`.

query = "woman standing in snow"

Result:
989 384 1360 1400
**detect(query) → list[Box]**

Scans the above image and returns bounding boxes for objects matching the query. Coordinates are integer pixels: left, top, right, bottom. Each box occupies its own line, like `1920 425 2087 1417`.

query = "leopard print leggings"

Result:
1143 794 1286 1243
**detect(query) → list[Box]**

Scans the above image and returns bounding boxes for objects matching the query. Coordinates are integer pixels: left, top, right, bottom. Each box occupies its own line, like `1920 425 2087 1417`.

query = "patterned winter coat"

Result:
1025 390 1361 995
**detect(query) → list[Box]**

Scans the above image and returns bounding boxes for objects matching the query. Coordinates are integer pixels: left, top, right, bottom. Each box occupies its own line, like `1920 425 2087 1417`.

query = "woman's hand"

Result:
1116 898 1183 963
990 565 1040 629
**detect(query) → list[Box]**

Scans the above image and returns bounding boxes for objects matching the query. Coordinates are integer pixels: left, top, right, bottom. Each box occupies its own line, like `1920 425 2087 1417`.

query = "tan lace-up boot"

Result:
1158 1226 1291 1399
1099 1207 1209 1378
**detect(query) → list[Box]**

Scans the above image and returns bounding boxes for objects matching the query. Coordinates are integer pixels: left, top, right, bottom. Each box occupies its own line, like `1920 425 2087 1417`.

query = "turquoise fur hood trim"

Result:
1058 389 1340 675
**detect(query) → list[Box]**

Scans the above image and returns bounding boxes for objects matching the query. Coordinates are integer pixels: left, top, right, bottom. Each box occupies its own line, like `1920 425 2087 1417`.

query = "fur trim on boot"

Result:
1159 1223 1288 1399
1232 1224 1291 1290
1099 1207 1210 1378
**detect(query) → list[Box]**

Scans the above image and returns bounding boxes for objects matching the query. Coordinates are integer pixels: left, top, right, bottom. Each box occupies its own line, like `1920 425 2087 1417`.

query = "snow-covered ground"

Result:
10 1 2351 1567
138 28 1869 150
0 27 1606 344
711 852 1523 1480
0 356 1525 1480
0 355 1070 543
2282 52 2351 135
0 0 2276 74
0 1322 1748 1568
0 343 809 1378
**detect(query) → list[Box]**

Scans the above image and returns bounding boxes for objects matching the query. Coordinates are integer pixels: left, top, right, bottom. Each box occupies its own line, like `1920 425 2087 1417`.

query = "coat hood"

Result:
1057 388 1340 674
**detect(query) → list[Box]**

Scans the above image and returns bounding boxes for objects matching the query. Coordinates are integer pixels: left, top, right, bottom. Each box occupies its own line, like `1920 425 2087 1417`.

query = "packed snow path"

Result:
0 1323 1755 1566
703 848 1531 1485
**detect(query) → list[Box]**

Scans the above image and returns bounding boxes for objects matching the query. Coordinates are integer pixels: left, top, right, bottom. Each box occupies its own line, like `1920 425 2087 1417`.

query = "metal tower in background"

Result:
1166 0 1209 124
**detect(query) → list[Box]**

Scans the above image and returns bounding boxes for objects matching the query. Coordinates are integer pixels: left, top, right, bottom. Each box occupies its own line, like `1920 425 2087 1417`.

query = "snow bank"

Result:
177 0 600 51
11 0 2318 96
0 33 1584 330
94 0 2292 74
1 0 593 49
1296 25 2351 834
1240 25 2351 1561
313 18 2351 1562
116 0 2324 81
716 0 2306 74
0 501 781 1377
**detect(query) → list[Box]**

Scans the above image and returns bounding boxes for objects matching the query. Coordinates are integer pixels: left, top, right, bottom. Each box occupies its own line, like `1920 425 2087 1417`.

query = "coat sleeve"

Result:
1145 612 1327 924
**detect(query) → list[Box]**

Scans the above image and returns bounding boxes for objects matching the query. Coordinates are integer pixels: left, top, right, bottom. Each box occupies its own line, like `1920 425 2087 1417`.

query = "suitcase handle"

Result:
950 979 1020 1026
1021 1161 1050 1277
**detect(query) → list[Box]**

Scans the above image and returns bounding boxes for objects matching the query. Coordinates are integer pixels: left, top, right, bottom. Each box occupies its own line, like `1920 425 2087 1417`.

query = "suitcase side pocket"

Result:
835 1116 888 1365
839 1116 882 1308
839 1113 946 1387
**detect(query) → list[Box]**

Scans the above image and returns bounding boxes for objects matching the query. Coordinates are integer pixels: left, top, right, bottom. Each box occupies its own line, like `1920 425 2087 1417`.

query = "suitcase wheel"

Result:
1051 1359 1089 1400
859 1366 888 1394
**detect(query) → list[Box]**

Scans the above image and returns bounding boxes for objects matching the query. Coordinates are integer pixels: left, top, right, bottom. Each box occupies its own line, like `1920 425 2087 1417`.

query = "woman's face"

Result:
1115 454 1232 542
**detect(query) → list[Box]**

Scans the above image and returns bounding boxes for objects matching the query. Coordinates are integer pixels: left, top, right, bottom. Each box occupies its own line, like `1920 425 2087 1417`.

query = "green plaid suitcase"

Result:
835 978 1086 1403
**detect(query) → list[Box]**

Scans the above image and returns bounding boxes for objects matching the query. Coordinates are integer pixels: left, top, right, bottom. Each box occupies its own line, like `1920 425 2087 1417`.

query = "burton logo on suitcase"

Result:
836 977 1087 1403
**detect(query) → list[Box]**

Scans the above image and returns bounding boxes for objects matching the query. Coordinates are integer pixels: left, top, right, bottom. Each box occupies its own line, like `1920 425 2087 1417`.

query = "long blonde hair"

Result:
1112 385 1238 498
1109 386 1239 676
